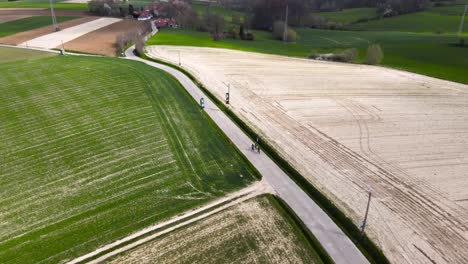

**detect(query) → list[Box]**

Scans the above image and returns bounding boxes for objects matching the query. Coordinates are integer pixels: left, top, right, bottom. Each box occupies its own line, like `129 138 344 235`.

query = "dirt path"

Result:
20 17 121 49
0 16 97 45
67 180 272 264
147 45 468 264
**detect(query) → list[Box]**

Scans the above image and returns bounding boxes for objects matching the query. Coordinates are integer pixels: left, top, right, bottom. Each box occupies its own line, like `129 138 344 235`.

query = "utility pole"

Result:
360 188 372 235
458 2 468 36
178 50 181 66
283 3 289 42
49 0 59 32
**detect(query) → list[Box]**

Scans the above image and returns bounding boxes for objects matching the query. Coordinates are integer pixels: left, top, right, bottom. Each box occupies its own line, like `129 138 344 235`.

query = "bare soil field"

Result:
19 17 120 49
108 195 321 264
64 20 146 56
0 16 96 45
147 46 468 264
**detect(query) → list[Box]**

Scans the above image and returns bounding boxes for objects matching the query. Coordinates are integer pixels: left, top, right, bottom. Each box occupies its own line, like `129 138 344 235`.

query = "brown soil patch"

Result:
0 16 98 45
0 15 31 23
64 20 146 56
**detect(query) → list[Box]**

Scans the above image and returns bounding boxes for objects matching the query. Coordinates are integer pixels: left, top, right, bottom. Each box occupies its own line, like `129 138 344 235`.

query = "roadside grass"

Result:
108 195 325 264
148 28 468 83
0 16 79 37
0 46 54 63
0 55 258 263
0 1 86 10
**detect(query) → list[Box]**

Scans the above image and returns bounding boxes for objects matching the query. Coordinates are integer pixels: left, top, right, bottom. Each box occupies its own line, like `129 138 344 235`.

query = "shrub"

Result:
434 28 444 34
272 20 286 40
286 28 297 42
272 21 296 42
88 0 121 16
309 49 358 62
245 32 255 41
228 27 238 39
308 53 321 59
366 44 384 65
460 38 466 47
231 14 241 25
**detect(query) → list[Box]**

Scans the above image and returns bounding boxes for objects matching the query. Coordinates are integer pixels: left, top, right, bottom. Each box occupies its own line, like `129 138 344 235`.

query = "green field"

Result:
109 195 323 264
0 0 86 10
0 53 258 263
316 5 467 33
192 2 245 23
148 28 468 83
0 46 53 63
349 6 468 32
315 8 378 25
0 16 78 37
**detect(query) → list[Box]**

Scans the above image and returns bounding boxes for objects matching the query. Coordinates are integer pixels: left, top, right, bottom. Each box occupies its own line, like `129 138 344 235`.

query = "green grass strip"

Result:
0 2 86 10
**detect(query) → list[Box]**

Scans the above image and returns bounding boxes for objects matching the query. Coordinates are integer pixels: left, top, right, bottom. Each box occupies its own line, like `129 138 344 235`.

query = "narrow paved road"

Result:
125 47 369 264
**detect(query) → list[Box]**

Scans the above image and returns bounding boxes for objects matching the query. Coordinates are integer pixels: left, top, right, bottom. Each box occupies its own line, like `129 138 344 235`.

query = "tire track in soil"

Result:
237 85 468 263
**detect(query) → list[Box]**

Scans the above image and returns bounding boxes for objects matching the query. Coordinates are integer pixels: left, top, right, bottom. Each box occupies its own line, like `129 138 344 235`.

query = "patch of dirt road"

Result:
147 45 468 264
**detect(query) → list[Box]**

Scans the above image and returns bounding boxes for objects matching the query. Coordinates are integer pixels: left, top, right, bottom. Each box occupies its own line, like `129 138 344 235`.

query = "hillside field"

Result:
317 5 468 33
0 46 53 63
0 0 86 10
0 51 258 263
109 195 322 264
0 16 79 37
148 28 468 84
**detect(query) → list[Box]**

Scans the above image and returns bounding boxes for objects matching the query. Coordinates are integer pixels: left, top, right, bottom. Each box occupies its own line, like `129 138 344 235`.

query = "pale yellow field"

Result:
109 195 320 264
147 46 468 264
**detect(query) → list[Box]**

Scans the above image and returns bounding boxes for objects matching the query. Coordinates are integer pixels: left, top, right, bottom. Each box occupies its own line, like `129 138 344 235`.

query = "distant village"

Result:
131 3 178 28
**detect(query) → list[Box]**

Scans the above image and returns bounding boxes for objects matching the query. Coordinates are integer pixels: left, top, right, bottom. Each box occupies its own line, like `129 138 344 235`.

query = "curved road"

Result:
125 47 369 264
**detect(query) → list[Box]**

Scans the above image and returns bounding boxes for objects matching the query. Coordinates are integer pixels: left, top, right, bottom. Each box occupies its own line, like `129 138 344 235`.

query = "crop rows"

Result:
0 55 257 263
